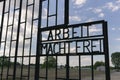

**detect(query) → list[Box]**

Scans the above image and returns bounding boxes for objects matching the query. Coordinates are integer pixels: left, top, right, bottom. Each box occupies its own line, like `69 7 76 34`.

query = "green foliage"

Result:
111 52 120 71
41 56 56 68
94 61 105 69
0 56 20 67
0 56 10 67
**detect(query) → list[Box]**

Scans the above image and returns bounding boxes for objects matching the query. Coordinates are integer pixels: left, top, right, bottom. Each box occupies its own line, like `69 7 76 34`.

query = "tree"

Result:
0 56 9 67
41 56 56 68
111 52 120 71
0 56 20 67
94 61 105 69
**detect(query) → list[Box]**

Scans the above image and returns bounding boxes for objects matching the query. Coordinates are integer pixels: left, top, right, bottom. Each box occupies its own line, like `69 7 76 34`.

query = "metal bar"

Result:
41 36 104 43
41 20 105 31
66 54 69 80
55 56 58 80
103 22 111 80
13 0 23 79
39 52 105 56
34 0 43 79
48 14 56 17
6 0 16 79
0 0 6 47
79 55 81 80
47 0 50 27
56 0 58 25
27 1 35 79
91 54 94 80
1 0 11 79
46 56 48 80
20 0 29 79
0 0 4 2
64 0 69 24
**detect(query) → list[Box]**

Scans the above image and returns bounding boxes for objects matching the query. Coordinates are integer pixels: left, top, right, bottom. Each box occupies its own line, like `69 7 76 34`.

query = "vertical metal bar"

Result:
0 1 5 79
47 0 49 27
46 56 48 80
55 0 58 25
64 0 69 24
66 54 69 80
6 0 16 79
81 26 83 38
55 0 58 79
79 55 81 80
1 0 11 79
91 39 94 80
55 56 58 80
91 55 94 80
0 0 6 47
13 0 23 79
103 21 110 80
87 26 89 37
35 0 43 80
28 1 35 80
100 39 102 52
20 0 28 79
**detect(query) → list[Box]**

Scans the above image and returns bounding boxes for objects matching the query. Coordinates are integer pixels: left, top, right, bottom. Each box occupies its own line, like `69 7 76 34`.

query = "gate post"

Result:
103 21 111 80
35 0 43 80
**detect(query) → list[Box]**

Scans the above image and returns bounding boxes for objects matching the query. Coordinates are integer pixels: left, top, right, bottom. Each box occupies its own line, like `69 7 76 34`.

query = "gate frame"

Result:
0 0 110 80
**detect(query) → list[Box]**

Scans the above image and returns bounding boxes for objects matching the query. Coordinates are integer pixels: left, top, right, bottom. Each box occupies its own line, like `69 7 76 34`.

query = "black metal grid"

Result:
0 0 39 80
0 0 110 80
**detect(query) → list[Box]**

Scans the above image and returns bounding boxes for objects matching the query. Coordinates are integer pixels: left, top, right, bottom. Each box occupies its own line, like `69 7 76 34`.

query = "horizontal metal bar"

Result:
39 52 105 56
11 39 17 41
8 75 14 76
0 0 4 2
42 36 104 43
7 55 36 58
24 37 32 40
41 20 105 31
39 77 46 79
33 18 39 21
8 24 13 26
57 78 79 80
27 3 34 7
0 41 5 43
20 21 26 24
48 14 56 17
14 8 20 11
4 11 9 14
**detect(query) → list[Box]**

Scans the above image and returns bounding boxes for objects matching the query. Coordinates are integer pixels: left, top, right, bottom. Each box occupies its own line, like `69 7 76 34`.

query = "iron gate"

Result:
0 0 110 80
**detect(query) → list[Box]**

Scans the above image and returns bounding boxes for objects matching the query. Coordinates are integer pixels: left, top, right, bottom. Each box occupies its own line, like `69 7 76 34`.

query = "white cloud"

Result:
92 8 104 18
73 0 86 6
89 26 101 33
116 38 120 41
98 13 104 18
69 16 81 21
119 28 120 30
112 28 116 30
93 8 102 13
42 8 47 19
86 18 95 22
106 2 120 12
117 0 120 3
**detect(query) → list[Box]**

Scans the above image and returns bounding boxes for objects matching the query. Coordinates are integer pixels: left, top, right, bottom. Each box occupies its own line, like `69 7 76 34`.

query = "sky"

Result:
0 0 120 66
69 0 120 66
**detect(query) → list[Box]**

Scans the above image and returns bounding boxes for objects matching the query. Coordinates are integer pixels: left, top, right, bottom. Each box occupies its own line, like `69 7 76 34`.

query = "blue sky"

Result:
69 0 120 54
69 0 120 66
0 0 120 66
